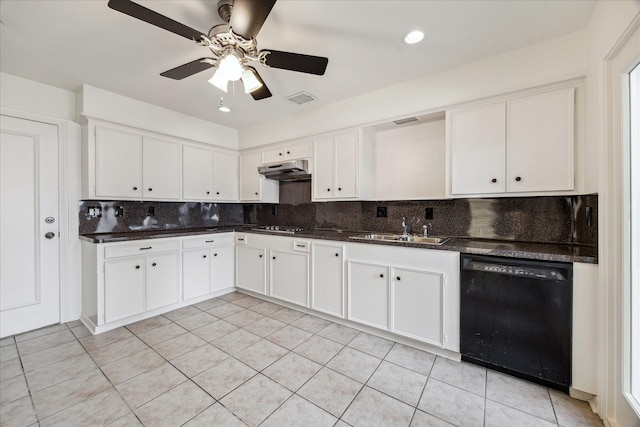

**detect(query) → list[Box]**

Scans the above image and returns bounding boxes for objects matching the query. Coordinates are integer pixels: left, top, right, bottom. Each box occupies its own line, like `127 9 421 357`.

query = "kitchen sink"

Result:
349 233 449 245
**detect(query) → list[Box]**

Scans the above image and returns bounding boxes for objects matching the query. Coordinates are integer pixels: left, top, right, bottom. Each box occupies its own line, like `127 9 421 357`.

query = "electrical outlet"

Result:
425 207 434 220
87 207 102 218
147 206 155 217
376 207 387 217
271 206 277 215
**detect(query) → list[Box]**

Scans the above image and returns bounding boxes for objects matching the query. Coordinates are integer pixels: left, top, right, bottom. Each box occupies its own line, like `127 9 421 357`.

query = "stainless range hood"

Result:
257 159 311 181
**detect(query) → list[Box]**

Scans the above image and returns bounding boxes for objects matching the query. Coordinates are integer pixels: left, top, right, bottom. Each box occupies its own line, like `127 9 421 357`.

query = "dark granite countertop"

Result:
80 226 597 264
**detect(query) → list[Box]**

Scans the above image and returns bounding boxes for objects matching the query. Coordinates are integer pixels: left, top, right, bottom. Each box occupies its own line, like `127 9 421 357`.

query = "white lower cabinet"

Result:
346 243 459 351
104 257 146 323
311 242 345 317
182 234 235 300
348 261 389 329
236 245 267 295
391 267 444 346
270 249 309 306
101 241 180 324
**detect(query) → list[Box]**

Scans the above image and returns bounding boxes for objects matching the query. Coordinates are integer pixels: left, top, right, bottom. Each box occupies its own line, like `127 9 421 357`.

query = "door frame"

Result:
600 12 640 426
1 107 82 326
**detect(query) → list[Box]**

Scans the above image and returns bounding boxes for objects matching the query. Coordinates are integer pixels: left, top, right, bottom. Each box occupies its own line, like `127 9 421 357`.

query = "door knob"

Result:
44 232 56 239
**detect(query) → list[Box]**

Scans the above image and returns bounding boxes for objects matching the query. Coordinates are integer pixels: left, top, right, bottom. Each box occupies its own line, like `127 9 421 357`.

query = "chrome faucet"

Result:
423 223 432 237
402 216 409 236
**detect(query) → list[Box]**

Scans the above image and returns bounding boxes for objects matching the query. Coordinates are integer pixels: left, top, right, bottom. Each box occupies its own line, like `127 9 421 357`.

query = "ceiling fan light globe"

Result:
208 69 229 92
219 54 243 81
241 68 263 93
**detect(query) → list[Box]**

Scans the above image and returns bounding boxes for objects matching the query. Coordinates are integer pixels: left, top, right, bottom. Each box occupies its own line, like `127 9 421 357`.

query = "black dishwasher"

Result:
460 254 573 392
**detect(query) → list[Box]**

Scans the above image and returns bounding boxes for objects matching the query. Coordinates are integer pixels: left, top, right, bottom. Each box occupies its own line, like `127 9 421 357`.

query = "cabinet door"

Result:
334 132 359 198
450 103 506 194
348 261 389 329
240 151 278 202
211 245 235 292
270 250 309 307
391 267 444 347
183 249 211 300
146 252 180 310
236 246 266 294
313 137 335 200
507 88 574 192
142 137 181 199
286 142 311 160
104 257 145 323
261 146 287 164
212 151 239 201
183 145 213 200
312 243 344 317
95 126 142 198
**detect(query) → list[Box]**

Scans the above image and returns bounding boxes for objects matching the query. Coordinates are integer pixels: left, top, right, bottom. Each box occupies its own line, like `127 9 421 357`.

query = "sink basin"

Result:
349 234 449 245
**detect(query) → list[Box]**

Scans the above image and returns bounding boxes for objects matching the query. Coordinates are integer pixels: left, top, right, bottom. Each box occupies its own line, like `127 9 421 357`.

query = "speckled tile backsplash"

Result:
78 200 244 234
79 183 597 247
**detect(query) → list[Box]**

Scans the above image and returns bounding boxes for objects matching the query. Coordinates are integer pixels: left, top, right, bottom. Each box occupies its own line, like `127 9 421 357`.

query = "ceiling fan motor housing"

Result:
218 0 234 23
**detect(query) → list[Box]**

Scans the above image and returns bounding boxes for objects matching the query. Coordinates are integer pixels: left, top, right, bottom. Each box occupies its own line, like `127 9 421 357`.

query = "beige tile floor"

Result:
0 292 604 427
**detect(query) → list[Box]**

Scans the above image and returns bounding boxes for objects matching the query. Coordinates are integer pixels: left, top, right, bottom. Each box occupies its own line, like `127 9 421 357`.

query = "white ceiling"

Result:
0 0 595 130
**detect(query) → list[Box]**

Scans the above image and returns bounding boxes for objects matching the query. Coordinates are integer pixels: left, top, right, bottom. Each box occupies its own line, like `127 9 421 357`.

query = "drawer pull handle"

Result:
140 247 152 250
515 176 522 182
259 254 263 258
379 273 384 278
214 253 218 257
148 188 152 192
335 253 339 257
133 186 138 191
491 178 497 183
152 262 157 267
272 256 276 260
205 240 214 243
135 265 140 269
396 276 401 281
296 244 306 248
203 255 207 258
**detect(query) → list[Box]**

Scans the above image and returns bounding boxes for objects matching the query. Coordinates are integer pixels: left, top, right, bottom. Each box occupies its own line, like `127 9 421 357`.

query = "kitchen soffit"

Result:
0 0 595 130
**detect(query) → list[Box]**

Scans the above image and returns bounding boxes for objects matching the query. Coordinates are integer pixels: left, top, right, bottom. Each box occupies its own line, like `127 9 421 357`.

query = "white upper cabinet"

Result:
94 127 181 200
95 126 143 198
142 137 181 199
312 129 373 201
447 86 575 197
261 141 311 165
239 151 279 202
182 145 238 202
507 89 574 192
211 150 239 201
182 145 213 200
449 103 506 194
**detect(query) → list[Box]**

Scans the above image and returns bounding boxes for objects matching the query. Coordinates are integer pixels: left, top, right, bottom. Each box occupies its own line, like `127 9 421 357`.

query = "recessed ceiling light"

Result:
403 30 424 45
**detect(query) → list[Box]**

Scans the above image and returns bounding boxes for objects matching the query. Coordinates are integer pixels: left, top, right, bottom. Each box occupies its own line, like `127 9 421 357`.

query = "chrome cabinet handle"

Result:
44 232 56 239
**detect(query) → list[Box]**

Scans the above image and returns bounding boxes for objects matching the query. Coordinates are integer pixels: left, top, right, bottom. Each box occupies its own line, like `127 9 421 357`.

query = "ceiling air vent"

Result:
286 92 317 105
393 117 419 125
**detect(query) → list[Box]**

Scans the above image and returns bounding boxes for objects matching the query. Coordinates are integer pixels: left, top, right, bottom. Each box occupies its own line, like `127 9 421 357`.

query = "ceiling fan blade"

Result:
230 0 276 40
261 50 328 75
160 59 216 80
108 0 206 42
246 67 272 100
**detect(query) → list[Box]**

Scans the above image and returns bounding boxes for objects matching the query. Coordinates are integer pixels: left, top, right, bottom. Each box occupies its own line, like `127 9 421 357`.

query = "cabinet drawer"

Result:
182 233 234 249
104 239 179 259
292 240 309 253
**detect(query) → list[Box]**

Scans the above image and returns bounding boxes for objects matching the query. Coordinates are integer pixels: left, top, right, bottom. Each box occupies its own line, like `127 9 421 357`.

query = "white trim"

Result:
0 106 82 324
600 12 640 425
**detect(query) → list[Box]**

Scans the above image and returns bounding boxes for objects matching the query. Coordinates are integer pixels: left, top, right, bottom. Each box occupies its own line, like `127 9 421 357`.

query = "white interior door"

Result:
1 115 60 338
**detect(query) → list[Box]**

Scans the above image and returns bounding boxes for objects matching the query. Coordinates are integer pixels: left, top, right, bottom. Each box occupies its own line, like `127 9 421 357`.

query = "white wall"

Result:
77 85 238 149
1 73 76 120
239 31 587 150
